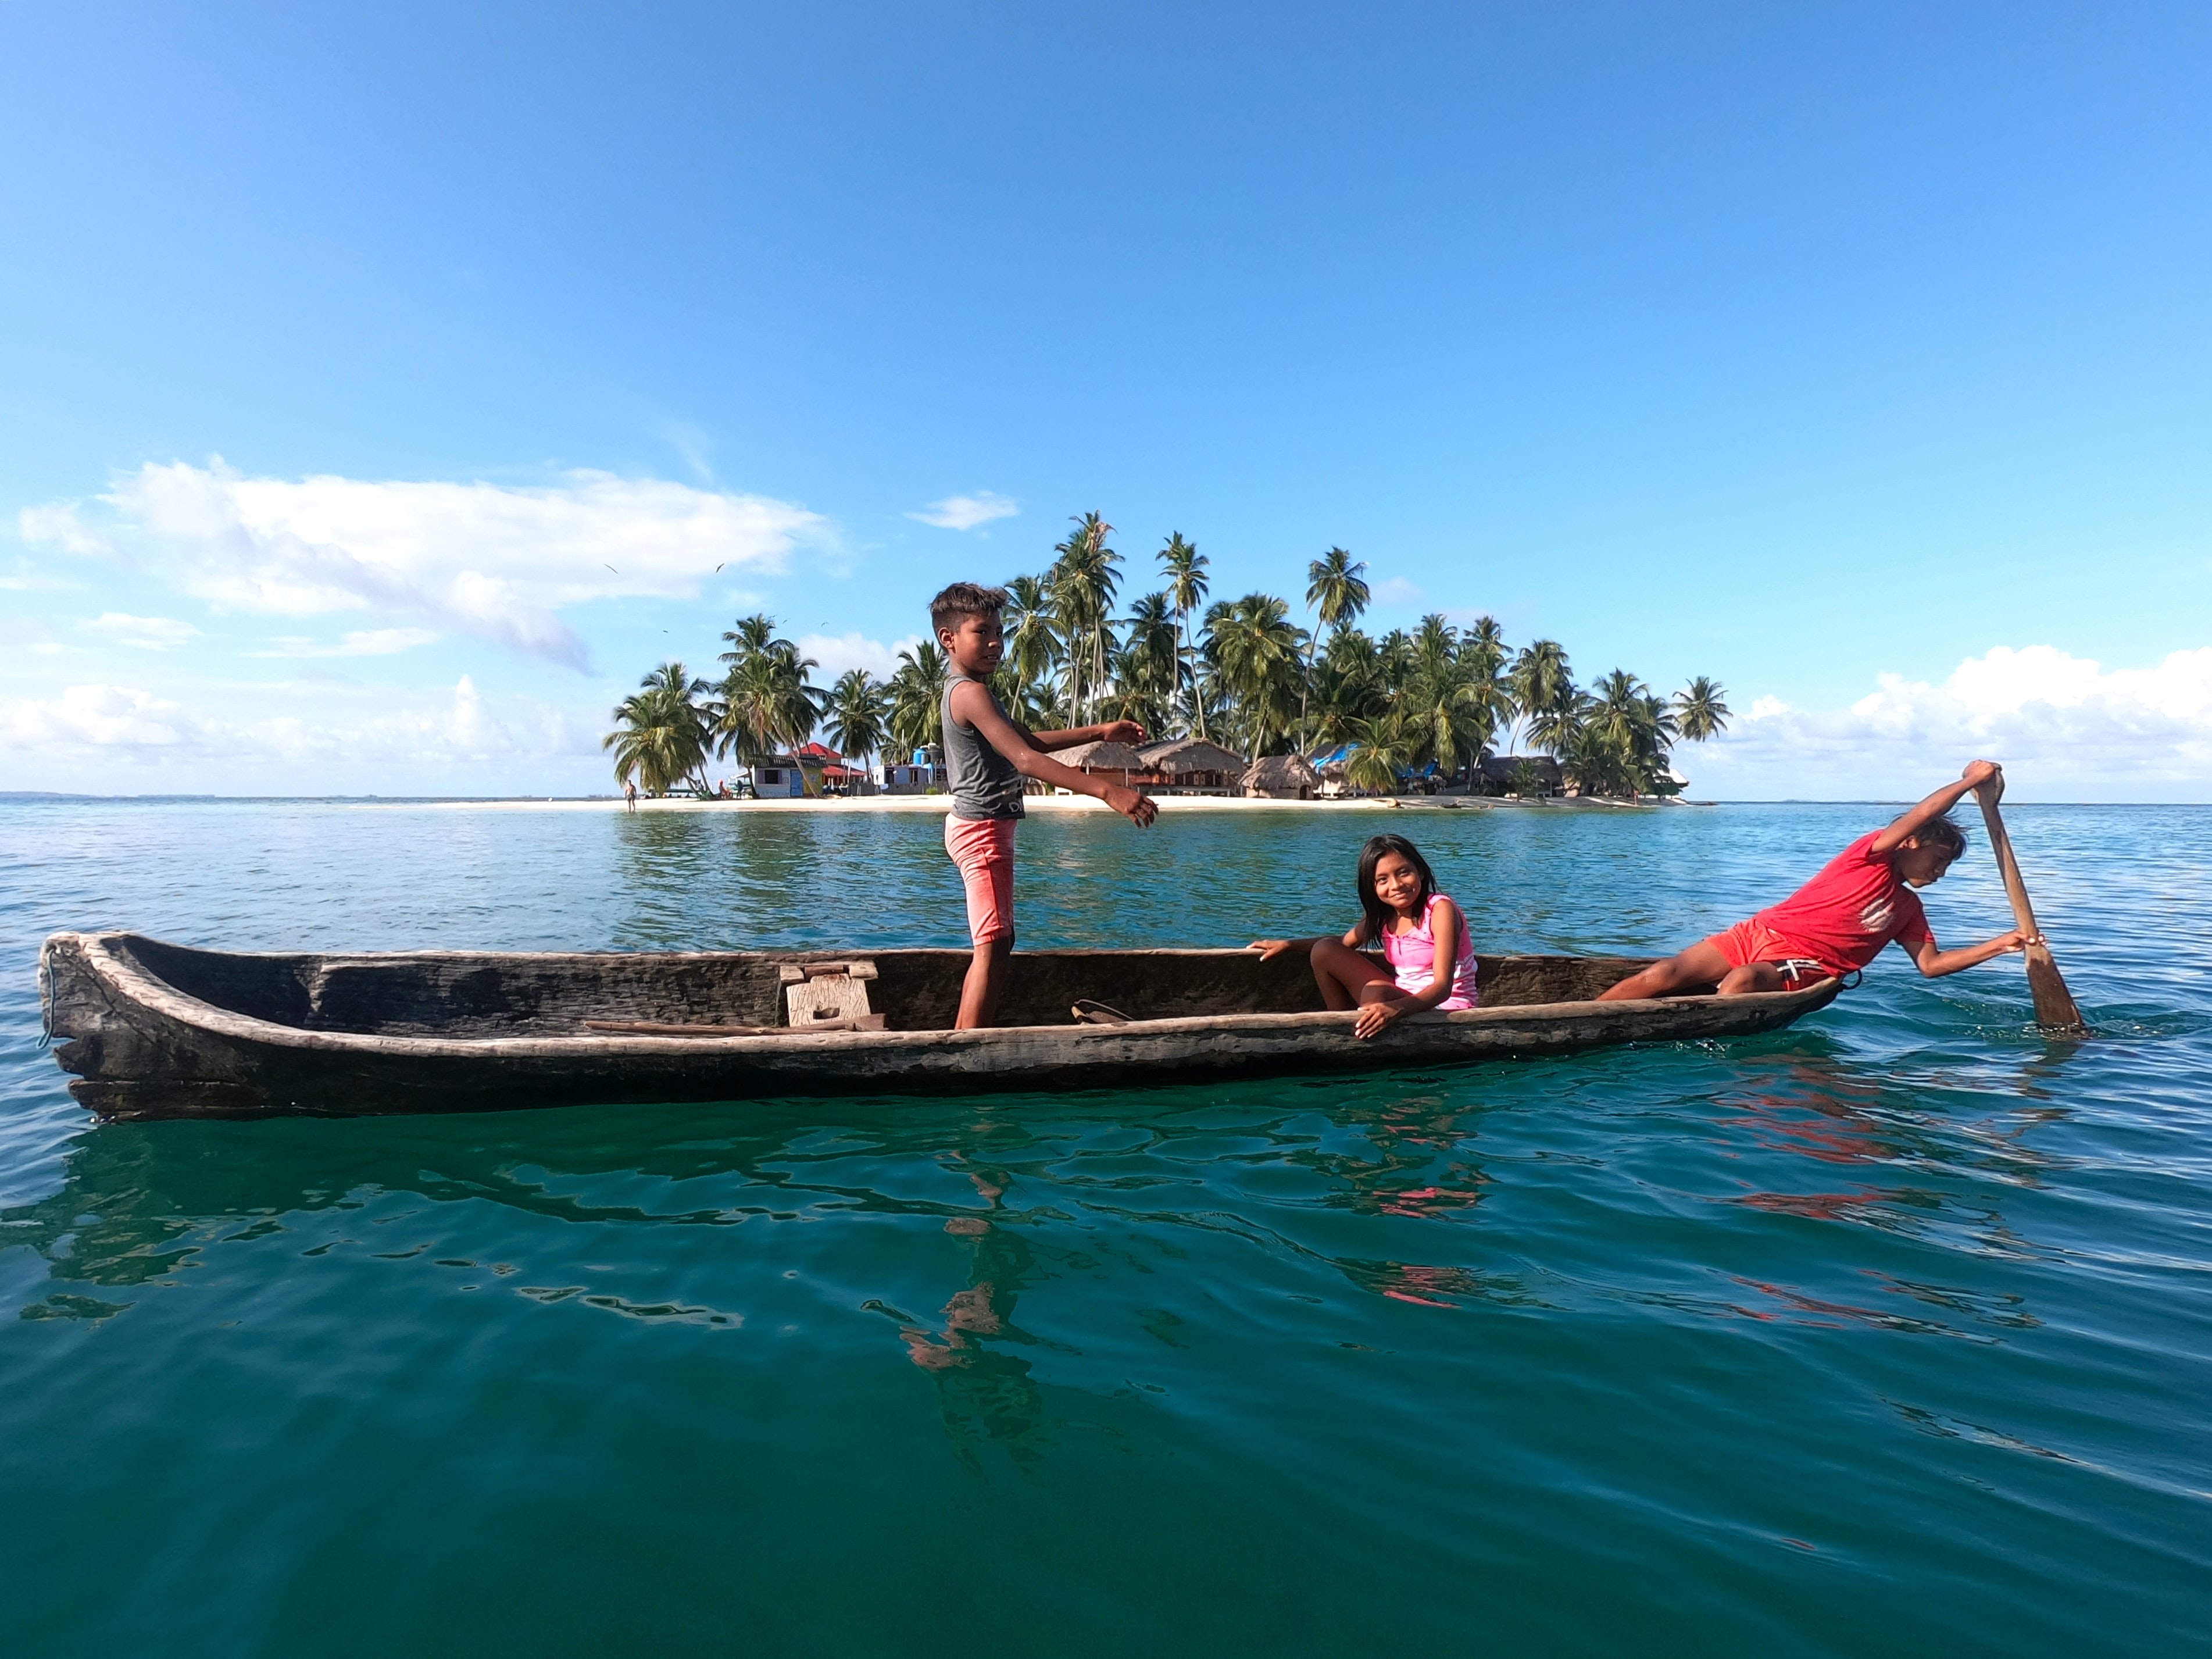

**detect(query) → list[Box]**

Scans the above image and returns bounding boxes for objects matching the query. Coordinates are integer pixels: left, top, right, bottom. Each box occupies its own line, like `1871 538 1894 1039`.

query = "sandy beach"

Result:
389 793 1682 814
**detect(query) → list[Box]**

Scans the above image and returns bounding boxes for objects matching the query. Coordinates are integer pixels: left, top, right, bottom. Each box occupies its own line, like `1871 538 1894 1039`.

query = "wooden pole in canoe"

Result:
1972 769 2086 1033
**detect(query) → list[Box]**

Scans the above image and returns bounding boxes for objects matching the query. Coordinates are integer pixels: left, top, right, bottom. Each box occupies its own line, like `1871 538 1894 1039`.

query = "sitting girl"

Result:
1250 833 1479 1039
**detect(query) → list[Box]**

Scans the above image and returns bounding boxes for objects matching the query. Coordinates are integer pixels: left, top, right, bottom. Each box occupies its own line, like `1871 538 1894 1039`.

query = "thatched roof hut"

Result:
1132 736 1248 793
1477 754 1564 797
1056 740 1146 779
1243 754 1320 800
1138 737 1247 776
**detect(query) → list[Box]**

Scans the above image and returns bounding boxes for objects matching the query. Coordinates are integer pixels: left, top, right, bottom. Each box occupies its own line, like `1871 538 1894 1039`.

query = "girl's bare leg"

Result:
1309 937 1398 1009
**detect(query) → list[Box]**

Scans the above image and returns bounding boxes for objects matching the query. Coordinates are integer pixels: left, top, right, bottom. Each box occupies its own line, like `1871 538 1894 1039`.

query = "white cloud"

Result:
87 612 198 650
0 559 81 592
799 632 925 680
17 502 110 556
22 461 831 671
0 676 593 772
253 627 443 658
907 491 1019 531
0 683 208 751
1689 645 2212 800
1371 576 1423 606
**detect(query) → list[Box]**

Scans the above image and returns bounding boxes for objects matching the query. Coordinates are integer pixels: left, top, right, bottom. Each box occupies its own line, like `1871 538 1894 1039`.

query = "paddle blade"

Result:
2022 941 2085 1033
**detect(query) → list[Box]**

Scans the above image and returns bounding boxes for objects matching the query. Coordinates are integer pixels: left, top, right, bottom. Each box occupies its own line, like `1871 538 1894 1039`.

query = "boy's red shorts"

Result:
945 815 1017 945
1706 920 1839 986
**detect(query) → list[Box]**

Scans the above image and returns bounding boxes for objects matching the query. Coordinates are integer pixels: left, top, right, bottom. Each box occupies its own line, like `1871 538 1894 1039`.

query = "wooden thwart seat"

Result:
780 959 887 1032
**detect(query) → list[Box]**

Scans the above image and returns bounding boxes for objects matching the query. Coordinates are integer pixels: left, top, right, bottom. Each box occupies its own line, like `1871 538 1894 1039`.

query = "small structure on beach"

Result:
1243 753 1320 800
1135 737 1247 794
1054 739 1147 785
752 754 809 798
1311 743 1359 798
885 749 946 794
792 741 875 795
1476 754 1564 798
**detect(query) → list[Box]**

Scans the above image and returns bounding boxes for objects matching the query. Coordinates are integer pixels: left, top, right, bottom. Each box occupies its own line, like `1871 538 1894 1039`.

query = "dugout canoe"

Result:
38 931 1843 1122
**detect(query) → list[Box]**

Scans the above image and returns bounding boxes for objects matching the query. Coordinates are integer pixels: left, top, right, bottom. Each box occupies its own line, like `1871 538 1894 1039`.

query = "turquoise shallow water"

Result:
2 799 2207 1656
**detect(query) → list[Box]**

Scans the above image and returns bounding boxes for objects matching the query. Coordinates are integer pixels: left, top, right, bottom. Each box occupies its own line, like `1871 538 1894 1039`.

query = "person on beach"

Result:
934 581 1159 1029
1596 759 2035 1001
1249 834 1478 1040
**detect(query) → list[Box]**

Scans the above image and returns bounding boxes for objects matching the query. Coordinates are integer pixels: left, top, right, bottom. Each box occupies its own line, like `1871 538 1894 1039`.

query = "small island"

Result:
603 519 1729 805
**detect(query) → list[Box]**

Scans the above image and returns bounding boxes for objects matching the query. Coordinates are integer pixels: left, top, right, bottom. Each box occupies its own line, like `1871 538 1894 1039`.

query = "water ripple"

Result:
2 800 2209 1654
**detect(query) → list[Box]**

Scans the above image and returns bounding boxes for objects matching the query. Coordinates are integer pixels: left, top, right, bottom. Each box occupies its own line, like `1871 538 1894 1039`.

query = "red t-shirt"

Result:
1754 831 1934 974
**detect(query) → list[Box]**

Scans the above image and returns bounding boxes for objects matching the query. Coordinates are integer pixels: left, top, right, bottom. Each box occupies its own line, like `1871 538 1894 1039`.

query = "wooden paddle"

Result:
1971 769 2086 1033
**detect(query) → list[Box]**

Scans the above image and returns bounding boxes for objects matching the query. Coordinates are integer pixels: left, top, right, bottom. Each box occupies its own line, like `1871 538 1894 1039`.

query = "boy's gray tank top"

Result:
942 673 1025 820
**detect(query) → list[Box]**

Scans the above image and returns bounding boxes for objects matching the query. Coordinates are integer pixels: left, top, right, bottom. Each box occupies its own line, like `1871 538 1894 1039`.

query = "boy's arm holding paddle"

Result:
1871 759 2001 855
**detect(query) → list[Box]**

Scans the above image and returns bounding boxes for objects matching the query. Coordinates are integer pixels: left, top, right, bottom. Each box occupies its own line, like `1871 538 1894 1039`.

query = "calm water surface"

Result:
2 800 2206 1656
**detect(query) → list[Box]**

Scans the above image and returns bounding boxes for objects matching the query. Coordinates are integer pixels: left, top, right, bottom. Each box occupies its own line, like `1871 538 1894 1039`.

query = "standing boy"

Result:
932 582 1160 1028
1597 759 2034 1000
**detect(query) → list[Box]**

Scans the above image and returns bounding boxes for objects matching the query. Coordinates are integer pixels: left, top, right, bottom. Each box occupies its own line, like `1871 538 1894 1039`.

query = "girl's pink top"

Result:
1382 894 1479 1010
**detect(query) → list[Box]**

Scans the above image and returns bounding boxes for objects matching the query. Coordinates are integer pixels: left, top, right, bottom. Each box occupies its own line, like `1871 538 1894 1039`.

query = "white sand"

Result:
375 793 1674 814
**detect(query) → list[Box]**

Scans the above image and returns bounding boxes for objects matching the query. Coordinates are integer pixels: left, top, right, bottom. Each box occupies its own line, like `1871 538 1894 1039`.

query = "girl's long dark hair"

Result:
1356 834 1437 945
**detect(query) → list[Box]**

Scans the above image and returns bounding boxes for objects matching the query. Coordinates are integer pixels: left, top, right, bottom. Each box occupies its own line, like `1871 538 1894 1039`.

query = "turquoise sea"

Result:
1 798 2206 1656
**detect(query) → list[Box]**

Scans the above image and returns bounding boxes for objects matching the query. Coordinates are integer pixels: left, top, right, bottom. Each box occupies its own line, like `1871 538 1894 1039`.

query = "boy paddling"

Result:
1598 760 2036 1001
933 582 1160 1029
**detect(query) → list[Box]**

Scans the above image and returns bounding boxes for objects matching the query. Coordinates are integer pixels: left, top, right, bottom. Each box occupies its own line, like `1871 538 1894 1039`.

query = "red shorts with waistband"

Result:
1707 919 1838 986
945 815 1017 945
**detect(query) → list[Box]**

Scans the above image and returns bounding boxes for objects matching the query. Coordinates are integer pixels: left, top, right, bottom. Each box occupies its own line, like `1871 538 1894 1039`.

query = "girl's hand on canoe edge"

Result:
1354 1001 1403 1040
1248 939 1300 961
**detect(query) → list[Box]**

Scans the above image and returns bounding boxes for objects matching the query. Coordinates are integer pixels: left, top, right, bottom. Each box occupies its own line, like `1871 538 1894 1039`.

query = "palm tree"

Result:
1002 670 1069 733
1112 590 1181 733
1307 626 1387 751
885 641 949 760
1159 533 1210 739
1570 669 1677 797
1049 512 1120 724
1674 676 1731 742
1509 640 1575 755
1458 616 1515 759
823 669 888 784
1397 619 1493 781
603 662 712 797
1376 628 1415 697
714 615 823 780
1205 592 1308 757
1300 548 1370 746
1411 613 1458 679
1002 573 1062 705
1342 712 1412 795
1525 683 1586 758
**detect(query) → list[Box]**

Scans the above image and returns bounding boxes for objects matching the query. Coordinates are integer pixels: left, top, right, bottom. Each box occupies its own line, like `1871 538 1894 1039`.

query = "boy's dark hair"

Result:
1914 814 1968 860
930 582 1008 637
1356 834 1438 946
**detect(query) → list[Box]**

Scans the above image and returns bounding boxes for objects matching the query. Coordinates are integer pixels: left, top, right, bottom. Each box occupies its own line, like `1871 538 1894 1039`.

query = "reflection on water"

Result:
0 1053 2099 1350
2 801 2209 1653
899 1163 1050 1467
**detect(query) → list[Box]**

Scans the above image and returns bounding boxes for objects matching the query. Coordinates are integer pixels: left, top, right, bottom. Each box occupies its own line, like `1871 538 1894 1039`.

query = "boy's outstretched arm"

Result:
1906 930 2032 979
1029 719 1147 753
1872 758 2001 853
951 683 1159 827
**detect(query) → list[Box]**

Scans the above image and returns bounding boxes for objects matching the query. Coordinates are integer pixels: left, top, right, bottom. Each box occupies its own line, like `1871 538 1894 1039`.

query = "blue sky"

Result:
4 2 2209 797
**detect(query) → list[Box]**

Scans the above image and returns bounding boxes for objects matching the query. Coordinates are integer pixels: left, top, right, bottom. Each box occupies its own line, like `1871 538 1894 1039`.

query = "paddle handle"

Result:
1972 770 2086 1032
1972 775 2043 938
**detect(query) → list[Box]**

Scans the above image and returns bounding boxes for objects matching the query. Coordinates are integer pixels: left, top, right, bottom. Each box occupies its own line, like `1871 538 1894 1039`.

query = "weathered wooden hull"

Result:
40 932 1842 1122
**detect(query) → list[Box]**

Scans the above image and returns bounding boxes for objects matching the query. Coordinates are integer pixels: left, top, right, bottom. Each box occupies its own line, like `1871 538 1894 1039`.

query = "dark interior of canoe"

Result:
117 936 1656 1037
